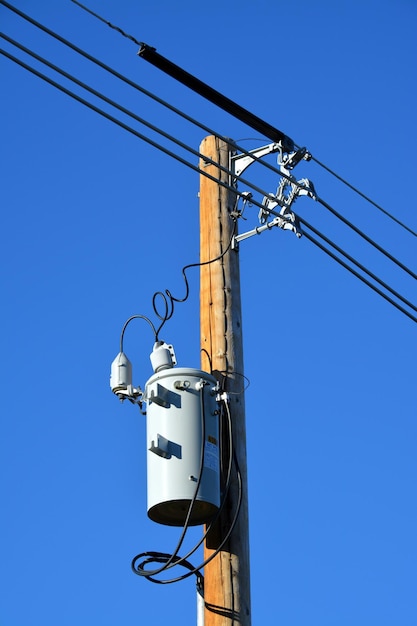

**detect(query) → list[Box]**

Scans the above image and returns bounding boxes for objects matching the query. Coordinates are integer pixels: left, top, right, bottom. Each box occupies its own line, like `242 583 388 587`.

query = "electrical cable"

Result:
119 315 157 352
0 47 241 196
66 0 417 240
70 0 144 47
316 195 417 281
298 216 417 314
0 29 302 208
3 2 415 250
0 39 298 221
259 201 417 323
301 228 417 324
4 31 415 290
309 154 417 238
1 44 416 325
2 0 413 592
0 1 297 188
69 0 293 149
152 219 238 339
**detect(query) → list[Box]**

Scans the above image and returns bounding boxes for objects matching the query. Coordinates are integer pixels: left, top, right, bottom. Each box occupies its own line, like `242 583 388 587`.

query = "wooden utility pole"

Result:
199 135 251 626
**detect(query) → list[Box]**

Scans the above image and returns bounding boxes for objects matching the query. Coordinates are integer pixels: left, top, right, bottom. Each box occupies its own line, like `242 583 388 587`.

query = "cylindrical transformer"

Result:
144 367 220 526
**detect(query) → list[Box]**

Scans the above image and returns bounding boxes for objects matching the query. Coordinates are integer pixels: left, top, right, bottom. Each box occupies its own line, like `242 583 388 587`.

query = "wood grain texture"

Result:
200 136 251 626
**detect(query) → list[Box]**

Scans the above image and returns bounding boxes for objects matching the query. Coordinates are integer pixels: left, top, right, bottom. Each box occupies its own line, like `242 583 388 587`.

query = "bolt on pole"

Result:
199 135 251 626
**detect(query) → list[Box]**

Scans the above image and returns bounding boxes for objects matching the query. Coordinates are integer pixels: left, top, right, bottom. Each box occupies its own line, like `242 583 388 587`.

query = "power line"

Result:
3 0 416 252
2 27 415 290
316 195 417 281
0 34 297 216
302 229 417 324
298 216 417 315
70 0 144 47
310 154 417 238
1 41 416 324
69 0 293 149
0 2 301 191
66 0 417 240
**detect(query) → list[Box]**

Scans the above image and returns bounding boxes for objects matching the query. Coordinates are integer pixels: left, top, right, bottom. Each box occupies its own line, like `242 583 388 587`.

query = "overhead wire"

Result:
0 33 302 223
302 229 417 324
65 0 417 239
0 20 416 325
5 0 414 243
309 154 417 238
315 195 417 280
2 0 416 245
298 216 417 315
0 0 293 183
2 0 414 597
1 46 416 325
5 28 415 290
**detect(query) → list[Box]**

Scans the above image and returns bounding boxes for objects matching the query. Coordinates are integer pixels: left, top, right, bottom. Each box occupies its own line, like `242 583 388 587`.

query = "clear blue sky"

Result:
1 1 416 625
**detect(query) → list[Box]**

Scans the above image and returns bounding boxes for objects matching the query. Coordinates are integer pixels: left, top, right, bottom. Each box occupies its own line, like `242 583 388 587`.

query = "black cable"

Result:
68 0 417 240
0 32 302 231
0 1 296 187
1 47 415 325
310 154 417 238
258 201 417 323
0 47 243 196
6 28 416 286
70 0 144 47
0 33 242 188
301 228 417 324
152 219 238 339
6 0 414 260
119 315 157 352
5 0 412 243
67 0 293 149
298 216 417 314
0 37 299 222
316 195 417 281
0 28 303 208
0 45 291 236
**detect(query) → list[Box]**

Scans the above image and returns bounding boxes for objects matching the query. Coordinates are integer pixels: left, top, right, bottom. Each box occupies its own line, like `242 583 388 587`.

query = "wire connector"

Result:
216 391 230 404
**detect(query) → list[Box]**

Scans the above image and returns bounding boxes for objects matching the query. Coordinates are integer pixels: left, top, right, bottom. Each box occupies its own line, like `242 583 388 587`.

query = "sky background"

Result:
1 1 416 625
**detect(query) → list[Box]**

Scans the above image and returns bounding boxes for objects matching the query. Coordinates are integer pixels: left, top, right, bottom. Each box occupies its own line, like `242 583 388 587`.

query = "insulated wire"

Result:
0 1 297 187
301 228 417 324
152 219 238 339
309 154 417 238
65 0 417 239
1 48 416 325
0 32 303 227
0 35 294 217
298 216 417 314
119 315 157 352
5 0 415 245
0 49 236 197
70 0 144 47
315 195 417 280
3 30 415 286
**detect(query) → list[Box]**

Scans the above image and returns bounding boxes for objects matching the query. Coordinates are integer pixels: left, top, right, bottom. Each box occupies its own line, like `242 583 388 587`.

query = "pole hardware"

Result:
231 142 283 177
231 143 315 249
